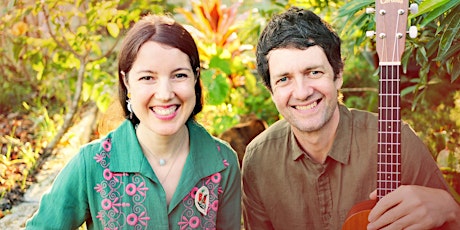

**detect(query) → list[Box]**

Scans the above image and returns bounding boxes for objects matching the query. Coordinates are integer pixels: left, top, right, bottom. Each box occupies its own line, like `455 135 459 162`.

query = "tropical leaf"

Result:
437 5 460 59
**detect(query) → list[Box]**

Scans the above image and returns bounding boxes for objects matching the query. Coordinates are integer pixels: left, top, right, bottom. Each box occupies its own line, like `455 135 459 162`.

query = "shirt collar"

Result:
290 104 352 164
109 120 145 173
328 104 352 164
108 119 225 177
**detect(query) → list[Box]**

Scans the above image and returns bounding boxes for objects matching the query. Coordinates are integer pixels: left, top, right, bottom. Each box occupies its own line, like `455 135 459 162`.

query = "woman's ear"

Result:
195 67 200 83
121 71 130 91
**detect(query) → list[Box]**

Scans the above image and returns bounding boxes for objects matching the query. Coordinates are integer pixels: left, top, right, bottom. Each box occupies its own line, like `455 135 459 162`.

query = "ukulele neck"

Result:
377 62 402 200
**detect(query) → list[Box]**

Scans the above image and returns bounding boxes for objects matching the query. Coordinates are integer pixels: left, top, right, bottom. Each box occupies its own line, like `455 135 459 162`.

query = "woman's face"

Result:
124 41 196 136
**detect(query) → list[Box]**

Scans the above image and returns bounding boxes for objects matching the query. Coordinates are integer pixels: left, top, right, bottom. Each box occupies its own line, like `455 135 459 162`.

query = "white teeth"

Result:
296 101 318 110
153 106 177 115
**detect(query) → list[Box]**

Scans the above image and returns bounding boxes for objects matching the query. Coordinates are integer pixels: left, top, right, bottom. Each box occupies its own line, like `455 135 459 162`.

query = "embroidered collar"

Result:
108 119 226 179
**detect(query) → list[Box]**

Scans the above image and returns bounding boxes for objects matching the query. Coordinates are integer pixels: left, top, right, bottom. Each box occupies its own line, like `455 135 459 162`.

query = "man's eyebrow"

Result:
272 71 290 79
302 65 322 72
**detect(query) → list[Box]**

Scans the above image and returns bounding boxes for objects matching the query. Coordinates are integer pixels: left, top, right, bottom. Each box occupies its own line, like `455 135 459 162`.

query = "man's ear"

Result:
334 72 343 90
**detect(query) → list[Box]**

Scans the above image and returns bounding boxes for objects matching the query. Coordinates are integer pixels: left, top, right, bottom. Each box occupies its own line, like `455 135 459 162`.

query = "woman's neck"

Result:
136 123 189 159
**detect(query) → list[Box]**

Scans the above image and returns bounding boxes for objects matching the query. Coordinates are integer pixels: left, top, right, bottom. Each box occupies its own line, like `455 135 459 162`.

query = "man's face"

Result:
268 46 343 133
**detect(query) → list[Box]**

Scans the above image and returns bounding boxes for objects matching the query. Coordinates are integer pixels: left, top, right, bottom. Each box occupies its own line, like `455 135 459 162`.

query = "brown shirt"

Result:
242 104 450 230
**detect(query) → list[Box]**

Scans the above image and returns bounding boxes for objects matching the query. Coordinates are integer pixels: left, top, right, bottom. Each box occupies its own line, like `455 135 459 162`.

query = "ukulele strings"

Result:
377 8 404 200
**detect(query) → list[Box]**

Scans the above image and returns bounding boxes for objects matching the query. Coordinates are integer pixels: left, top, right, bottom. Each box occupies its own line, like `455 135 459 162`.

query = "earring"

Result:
126 93 133 119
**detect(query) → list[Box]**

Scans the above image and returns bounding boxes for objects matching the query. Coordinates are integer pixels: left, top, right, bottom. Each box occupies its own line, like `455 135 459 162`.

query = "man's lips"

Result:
293 99 321 110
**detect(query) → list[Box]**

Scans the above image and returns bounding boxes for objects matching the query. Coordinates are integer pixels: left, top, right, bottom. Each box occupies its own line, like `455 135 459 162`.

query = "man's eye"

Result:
309 71 322 78
277 76 288 84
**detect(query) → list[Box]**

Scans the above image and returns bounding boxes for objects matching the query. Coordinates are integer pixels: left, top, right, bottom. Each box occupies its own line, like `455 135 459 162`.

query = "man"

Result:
242 7 460 230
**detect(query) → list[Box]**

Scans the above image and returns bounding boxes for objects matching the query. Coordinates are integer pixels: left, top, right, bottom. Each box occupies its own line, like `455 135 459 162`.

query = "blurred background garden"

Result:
1 0 460 219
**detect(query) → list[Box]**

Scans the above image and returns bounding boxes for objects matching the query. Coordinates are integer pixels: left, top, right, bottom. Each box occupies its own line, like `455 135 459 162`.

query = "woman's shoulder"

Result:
188 119 240 165
71 129 119 169
79 136 108 155
213 136 236 155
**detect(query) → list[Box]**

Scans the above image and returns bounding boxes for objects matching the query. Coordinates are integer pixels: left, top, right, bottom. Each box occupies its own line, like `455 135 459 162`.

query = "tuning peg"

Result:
366 31 386 39
408 26 418 38
409 3 418 14
366 7 375 14
366 31 376 38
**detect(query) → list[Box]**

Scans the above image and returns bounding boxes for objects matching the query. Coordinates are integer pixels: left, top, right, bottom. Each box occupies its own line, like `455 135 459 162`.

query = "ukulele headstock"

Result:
367 0 417 63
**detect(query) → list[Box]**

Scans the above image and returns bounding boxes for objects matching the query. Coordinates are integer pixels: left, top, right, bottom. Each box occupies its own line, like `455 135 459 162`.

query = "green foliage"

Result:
0 0 169 201
403 91 460 175
338 0 460 110
178 0 280 135
341 55 378 112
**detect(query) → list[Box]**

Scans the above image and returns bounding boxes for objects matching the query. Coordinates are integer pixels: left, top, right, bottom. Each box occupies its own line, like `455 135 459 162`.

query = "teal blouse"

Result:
26 119 241 230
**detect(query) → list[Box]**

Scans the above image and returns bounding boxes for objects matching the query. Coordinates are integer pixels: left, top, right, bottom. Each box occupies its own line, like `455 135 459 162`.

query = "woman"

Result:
26 14 241 230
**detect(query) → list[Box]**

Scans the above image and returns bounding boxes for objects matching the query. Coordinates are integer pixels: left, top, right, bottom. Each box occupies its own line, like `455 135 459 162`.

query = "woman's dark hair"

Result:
256 7 344 91
118 14 203 124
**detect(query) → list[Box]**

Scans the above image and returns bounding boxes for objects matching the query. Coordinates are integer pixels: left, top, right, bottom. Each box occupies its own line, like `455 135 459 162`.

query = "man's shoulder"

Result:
341 105 378 129
242 119 291 172
246 119 290 152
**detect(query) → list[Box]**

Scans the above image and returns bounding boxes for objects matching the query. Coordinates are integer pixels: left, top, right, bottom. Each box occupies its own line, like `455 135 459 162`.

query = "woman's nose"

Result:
155 79 174 101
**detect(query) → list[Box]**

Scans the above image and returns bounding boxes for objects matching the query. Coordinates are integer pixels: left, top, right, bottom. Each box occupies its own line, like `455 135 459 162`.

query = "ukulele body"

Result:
342 199 377 230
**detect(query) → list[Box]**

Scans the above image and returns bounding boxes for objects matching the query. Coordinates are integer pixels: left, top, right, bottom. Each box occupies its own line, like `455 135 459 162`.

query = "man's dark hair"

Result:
256 7 344 91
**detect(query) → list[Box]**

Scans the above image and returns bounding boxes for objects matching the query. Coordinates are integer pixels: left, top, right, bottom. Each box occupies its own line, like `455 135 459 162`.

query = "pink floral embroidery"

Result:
179 173 222 229
125 183 136 196
223 159 229 167
94 138 150 229
94 184 104 193
102 139 111 152
211 200 219 211
190 187 198 199
102 169 125 183
138 212 151 226
100 197 130 213
93 151 110 168
205 172 221 185
189 216 200 228
103 168 112 180
101 199 112 210
125 182 148 196
94 153 105 163
96 210 105 221
178 216 201 229
211 173 221 183
127 212 150 226
126 213 137 226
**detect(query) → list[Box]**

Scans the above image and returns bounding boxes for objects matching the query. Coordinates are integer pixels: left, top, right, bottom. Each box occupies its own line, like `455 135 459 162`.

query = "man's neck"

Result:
293 107 340 164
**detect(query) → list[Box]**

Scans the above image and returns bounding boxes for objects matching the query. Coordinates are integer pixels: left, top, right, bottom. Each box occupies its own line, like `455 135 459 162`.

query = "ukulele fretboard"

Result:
377 64 401 200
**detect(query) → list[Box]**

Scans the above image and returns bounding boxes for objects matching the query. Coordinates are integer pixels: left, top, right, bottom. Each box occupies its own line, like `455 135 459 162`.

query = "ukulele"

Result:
342 0 417 229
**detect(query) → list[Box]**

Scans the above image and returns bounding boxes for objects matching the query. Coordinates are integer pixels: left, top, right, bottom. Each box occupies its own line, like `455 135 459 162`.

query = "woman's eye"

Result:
140 76 153 80
175 73 188 79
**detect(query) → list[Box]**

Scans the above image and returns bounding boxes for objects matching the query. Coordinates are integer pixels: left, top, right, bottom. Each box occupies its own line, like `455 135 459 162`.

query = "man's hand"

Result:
367 185 460 230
